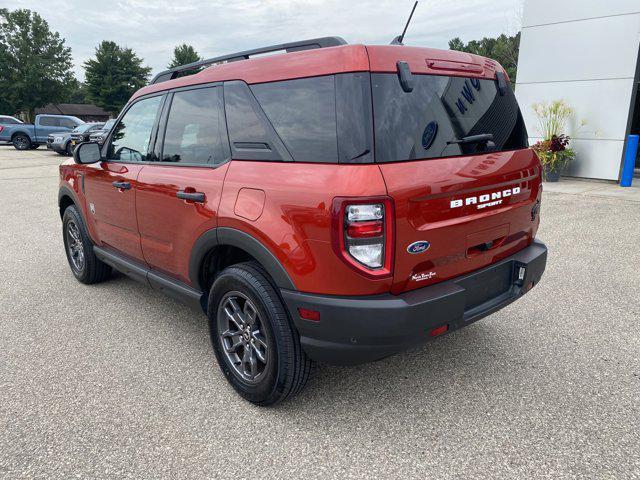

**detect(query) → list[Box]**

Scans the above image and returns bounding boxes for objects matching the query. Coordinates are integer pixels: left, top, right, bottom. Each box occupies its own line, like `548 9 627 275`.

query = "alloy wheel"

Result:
14 136 28 150
66 220 85 273
217 292 269 383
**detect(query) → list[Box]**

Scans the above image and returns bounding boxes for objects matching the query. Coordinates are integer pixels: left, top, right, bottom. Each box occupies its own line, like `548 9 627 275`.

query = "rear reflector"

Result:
298 307 320 322
429 324 449 337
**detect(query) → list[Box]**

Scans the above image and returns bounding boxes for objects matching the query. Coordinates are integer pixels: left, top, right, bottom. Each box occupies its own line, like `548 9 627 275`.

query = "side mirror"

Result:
73 141 102 164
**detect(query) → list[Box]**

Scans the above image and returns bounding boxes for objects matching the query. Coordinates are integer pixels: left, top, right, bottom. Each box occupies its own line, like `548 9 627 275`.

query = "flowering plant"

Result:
531 100 576 177
532 134 575 174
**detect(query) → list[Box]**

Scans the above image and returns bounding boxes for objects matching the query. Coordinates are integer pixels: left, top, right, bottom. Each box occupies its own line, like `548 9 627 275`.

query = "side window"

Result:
60 118 77 129
224 81 291 162
39 117 59 127
108 95 162 162
160 87 228 165
251 76 337 163
335 73 373 163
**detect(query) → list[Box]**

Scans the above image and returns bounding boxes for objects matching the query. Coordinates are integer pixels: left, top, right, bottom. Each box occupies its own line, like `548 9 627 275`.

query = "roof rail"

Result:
150 36 348 85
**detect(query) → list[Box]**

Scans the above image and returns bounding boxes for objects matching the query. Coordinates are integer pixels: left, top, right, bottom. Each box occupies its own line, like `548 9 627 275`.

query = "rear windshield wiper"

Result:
447 133 494 145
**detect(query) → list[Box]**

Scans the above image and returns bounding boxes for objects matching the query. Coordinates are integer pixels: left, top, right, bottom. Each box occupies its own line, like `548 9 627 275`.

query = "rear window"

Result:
372 73 528 163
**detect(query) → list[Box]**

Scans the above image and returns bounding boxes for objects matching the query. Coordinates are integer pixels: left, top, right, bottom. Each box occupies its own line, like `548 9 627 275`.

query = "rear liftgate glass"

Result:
371 73 528 163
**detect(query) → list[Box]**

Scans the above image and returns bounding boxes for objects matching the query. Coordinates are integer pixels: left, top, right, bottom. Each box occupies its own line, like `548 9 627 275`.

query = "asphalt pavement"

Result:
0 145 638 479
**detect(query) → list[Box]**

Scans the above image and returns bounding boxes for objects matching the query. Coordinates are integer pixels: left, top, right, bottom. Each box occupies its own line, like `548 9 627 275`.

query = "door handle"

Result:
177 190 205 203
112 181 131 190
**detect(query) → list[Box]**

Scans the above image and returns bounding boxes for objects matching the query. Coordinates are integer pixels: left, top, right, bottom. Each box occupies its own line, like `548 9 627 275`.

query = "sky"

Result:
10 0 523 81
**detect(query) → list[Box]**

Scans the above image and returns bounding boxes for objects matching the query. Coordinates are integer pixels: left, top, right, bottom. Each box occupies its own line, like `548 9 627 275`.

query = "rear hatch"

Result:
371 71 541 294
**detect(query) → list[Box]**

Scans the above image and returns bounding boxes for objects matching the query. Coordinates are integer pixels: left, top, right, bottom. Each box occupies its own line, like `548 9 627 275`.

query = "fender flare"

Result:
189 227 296 292
58 184 86 222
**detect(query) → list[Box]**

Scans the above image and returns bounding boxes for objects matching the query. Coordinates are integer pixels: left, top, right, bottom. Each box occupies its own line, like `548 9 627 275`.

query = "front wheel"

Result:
62 205 111 284
65 142 74 156
12 134 31 150
208 262 313 406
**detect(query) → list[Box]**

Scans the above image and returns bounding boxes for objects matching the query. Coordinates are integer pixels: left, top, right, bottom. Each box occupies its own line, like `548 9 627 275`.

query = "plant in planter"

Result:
532 134 576 182
531 100 576 181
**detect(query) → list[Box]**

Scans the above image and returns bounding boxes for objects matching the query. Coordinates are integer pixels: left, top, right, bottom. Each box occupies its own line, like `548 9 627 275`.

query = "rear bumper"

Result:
281 240 547 365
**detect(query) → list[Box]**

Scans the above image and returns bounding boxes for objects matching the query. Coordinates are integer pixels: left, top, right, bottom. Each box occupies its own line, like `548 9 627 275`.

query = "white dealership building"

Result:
515 1 640 181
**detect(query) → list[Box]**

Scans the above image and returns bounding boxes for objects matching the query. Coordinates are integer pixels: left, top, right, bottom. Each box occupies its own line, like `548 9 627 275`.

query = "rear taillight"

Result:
332 197 394 278
0 126 4 133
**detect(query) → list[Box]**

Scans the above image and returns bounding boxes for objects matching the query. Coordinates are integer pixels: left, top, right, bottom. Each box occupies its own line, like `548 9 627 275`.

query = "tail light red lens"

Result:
346 220 383 238
332 197 394 279
0 126 4 133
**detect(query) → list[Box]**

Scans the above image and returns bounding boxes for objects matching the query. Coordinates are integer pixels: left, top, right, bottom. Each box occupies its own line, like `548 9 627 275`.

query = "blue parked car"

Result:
0 114 83 150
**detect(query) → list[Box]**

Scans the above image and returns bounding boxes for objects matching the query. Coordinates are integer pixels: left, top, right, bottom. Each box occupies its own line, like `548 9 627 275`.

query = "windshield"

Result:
102 119 116 130
371 73 528 163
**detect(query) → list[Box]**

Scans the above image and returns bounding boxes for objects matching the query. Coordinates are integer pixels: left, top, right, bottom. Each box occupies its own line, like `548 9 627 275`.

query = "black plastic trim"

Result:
396 61 414 92
281 240 548 365
58 185 82 218
93 246 204 311
188 227 296 292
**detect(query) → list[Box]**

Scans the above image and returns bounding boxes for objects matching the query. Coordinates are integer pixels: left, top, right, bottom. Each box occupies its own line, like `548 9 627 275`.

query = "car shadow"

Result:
98 270 518 416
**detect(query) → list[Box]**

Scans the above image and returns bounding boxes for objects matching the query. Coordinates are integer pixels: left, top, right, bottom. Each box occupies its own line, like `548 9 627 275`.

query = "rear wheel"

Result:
62 205 111 284
12 134 31 150
208 262 313 406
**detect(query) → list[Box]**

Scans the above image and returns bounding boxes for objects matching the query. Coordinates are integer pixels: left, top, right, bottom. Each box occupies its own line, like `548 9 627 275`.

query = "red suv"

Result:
59 37 547 405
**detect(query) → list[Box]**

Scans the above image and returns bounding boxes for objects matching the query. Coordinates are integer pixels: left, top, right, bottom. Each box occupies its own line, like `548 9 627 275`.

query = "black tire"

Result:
65 142 73 156
12 134 31 150
31 144 40 149
208 262 313 406
62 205 111 284
56 150 67 156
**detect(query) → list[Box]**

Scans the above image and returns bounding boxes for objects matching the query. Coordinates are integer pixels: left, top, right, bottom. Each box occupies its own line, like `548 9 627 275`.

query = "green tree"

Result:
84 40 151 115
66 79 89 104
168 43 202 77
0 8 75 120
448 32 521 84
168 43 202 68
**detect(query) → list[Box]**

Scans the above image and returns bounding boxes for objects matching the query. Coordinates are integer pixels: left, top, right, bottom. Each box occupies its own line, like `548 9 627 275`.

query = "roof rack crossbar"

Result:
150 36 348 85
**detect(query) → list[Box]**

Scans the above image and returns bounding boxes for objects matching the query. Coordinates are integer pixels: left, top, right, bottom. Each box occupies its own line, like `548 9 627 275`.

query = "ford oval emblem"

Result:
421 121 438 150
407 241 430 254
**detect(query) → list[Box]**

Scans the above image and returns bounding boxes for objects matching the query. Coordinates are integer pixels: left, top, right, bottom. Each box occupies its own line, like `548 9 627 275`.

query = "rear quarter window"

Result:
224 74 373 164
251 76 337 163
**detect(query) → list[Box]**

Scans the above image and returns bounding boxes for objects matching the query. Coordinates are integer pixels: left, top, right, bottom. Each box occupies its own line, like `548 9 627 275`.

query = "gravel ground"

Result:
0 146 638 479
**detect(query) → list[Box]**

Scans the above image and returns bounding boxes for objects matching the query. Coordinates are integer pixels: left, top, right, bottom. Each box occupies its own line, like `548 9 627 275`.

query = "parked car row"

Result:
0 114 115 155
47 123 104 156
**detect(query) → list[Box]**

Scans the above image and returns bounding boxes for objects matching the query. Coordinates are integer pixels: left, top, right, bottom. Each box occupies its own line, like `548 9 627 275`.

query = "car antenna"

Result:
390 1 418 45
